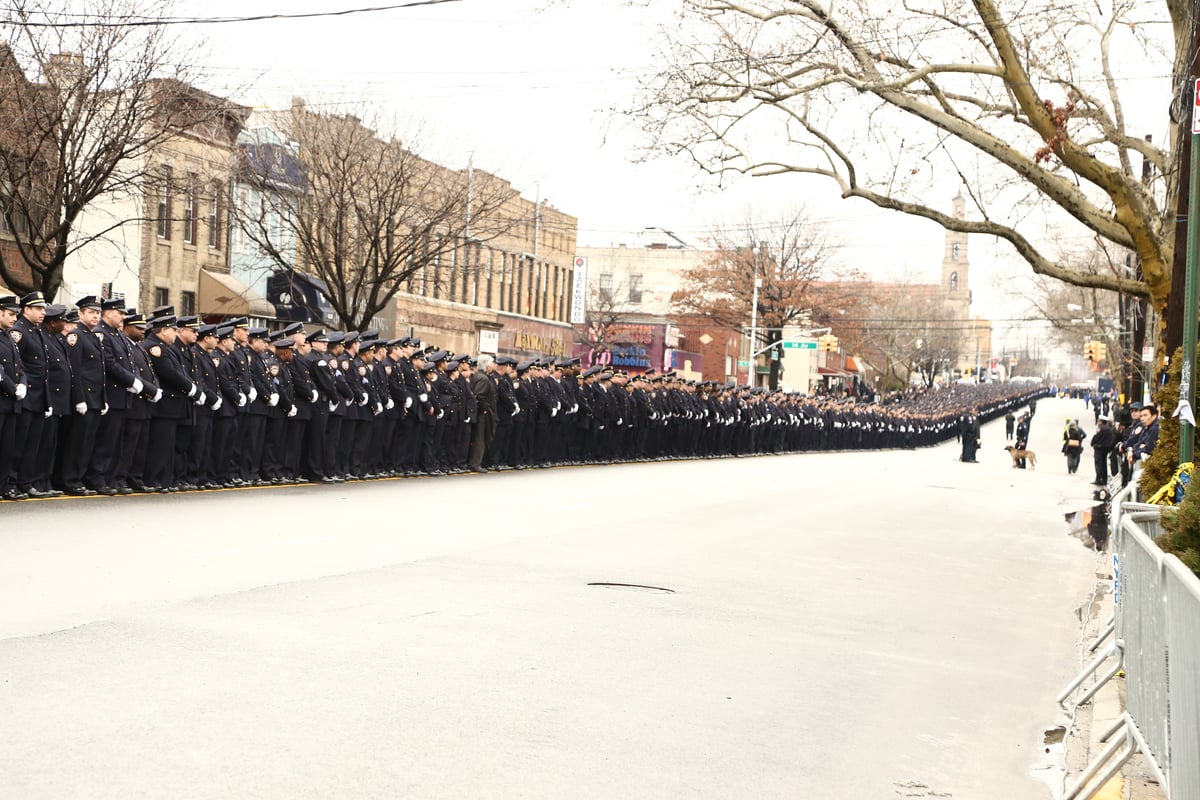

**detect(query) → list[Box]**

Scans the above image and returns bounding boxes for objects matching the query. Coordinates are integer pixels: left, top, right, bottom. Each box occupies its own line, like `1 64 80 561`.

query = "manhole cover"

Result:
587 582 675 594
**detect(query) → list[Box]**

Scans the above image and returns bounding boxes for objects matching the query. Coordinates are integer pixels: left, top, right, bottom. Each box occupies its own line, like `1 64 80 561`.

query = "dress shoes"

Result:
65 485 96 497
3 489 29 501
26 488 56 498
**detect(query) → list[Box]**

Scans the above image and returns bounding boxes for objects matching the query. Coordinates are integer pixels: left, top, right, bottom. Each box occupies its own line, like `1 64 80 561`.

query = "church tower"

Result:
941 190 970 320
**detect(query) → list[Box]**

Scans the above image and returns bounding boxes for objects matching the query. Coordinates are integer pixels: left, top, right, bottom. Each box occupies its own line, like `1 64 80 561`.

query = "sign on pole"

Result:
570 256 588 324
1193 79 1200 134
782 340 817 350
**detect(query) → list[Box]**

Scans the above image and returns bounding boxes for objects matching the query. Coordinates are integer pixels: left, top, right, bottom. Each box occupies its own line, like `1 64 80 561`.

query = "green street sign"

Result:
783 340 817 349
737 360 750 368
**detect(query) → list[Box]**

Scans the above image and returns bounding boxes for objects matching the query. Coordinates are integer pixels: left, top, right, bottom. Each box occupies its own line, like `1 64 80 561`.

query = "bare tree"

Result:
232 102 524 332
637 1 1178 328
846 276 965 391
670 208 852 388
0 0 207 298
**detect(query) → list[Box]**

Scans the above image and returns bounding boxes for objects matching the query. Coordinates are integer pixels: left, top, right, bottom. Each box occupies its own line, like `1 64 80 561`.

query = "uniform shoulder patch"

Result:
269 364 280 376
317 360 327 368
66 332 78 346
149 345 162 357
10 330 21 343
358 366 367 377
341 360 350 371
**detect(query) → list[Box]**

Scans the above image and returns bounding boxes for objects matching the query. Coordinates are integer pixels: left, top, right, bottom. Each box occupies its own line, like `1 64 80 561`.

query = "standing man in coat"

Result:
468 354 499 473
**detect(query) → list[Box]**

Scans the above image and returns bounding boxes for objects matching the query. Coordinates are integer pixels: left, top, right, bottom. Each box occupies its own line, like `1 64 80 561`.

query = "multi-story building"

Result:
68 82 265 318
391 177 580 358
575 229 710 379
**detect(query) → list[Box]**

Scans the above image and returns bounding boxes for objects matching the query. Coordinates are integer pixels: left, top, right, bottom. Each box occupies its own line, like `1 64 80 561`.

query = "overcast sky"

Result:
169 0 1169 349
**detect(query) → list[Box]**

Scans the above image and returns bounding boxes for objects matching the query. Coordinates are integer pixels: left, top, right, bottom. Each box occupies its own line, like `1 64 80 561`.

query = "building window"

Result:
952 243 960 260
154 287 169 308
183 174 197 244
950 271 958 291
598 273 613 303
629 273 643 304
180 290 195 316
208 182 222 249
156 166 172 239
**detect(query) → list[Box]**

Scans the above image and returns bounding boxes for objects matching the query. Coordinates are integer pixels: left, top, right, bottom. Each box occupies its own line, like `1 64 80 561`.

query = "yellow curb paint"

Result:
1093 775 1124 800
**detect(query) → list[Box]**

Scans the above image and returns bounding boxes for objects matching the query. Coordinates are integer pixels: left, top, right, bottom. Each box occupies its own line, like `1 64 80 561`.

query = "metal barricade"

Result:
1064 500 1200 800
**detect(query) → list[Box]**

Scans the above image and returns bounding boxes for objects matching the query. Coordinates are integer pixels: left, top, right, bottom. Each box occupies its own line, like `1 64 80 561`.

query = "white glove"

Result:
101 403 109 416
386 398 395 410
374 402 383 415
599 424 605 430
554 403 561 412
358 394 368 407
571 404 578 414
405 396 413 409
15 383 26 400
43 407 53 418
268 392 279 407
187 384 198 398
550 407 558 417
152 388 162 403
128 378 143 395
287 405 297 418
419 393 428 403
437 409 444 419
513 403 521 415
237 392 247 407
75 402 87 415
465 416 472 424
310 390 319 403
248 387 258 403
617 418 623 425
213 396 223 412
194 392 206 406
329 401 338 413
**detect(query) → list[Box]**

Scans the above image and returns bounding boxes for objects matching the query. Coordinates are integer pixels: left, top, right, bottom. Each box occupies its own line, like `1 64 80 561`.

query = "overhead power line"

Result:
2 0 462 28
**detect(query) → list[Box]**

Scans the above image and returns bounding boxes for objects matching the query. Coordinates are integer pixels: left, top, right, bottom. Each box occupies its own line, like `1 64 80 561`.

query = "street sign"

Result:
737 360 749 368
1193 79 1200 134
782 340 817 349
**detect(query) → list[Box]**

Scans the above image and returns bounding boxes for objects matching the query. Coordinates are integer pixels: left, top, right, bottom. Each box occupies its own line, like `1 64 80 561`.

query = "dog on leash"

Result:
1004 445 1037 469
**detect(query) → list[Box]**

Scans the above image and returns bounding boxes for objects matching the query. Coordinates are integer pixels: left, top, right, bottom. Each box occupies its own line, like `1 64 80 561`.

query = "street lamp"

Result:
748 247 761 388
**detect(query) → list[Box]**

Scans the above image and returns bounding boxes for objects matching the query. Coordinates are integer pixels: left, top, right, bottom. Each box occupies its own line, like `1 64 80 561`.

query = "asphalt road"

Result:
0 396 1105 799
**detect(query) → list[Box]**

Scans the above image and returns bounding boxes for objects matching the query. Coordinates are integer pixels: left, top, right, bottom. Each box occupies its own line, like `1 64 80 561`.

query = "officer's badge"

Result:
212 356 221 367
10 330 21 343
385 366 392 375
358 366 366 376
95 332 105 342
66 332 78 346
269 364 280 376
149 345 162 357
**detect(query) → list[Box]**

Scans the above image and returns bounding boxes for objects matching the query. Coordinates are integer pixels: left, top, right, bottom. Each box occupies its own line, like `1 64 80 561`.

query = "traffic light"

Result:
1095 342 1107 362
1084 341 1096 361
819 334 839 352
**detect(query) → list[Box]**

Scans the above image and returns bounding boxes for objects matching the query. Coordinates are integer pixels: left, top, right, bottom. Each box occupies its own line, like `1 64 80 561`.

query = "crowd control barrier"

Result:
1062 489 1200 800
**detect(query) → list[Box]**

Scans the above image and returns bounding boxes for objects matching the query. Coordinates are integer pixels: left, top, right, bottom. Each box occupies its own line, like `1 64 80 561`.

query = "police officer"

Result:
93 298 141 493
143 315 199 492
0 294 30 500
59 296 107 495
36 304 72 497
116 313 161 493
11 292 51 497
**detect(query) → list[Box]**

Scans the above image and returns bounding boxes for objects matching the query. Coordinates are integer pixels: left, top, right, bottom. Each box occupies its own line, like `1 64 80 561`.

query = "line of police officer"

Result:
1 290 1051 499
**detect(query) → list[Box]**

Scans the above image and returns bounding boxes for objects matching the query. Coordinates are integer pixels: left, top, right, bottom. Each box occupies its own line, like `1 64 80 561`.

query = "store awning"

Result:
199 269 275 319
845 356 864 373
818 366 852 377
